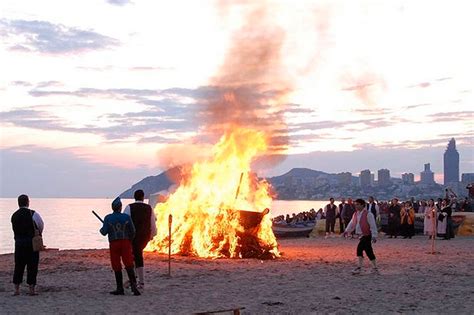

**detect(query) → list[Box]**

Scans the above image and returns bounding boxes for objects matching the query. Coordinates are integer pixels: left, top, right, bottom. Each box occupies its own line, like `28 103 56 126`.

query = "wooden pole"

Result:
235 172 244 200
431 206 436 254
168 213 172 277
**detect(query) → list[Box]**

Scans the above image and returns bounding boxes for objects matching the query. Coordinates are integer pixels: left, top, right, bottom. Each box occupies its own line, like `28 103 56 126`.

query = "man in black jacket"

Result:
387 198 401 238
124 190 157 288
324 198 338 237
11 194 44 296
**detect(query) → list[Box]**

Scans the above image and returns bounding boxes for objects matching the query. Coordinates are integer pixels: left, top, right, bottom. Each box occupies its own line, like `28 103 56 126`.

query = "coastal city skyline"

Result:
1 0 473 197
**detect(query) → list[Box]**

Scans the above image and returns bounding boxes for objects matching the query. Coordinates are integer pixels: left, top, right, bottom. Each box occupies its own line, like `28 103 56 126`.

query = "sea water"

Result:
0 198 328 254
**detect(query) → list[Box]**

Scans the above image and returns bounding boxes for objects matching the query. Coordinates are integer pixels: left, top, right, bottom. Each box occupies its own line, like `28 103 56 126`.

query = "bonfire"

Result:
146 127 280 259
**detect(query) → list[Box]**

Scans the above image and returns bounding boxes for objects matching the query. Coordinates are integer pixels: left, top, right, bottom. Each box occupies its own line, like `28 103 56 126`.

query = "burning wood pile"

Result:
146 128 280 259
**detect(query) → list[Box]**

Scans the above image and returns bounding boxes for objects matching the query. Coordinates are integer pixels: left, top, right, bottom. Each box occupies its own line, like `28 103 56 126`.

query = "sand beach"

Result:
1 236 473 314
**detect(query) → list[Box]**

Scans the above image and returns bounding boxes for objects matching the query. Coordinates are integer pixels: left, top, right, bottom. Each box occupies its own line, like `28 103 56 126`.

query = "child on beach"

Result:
100 197 140 295
342 198 379 275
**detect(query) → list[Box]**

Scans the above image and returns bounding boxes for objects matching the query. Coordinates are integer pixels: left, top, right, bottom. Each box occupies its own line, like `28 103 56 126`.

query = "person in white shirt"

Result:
123 190 157 288
343 198 378 275
367 196 380 221
11 194 44 295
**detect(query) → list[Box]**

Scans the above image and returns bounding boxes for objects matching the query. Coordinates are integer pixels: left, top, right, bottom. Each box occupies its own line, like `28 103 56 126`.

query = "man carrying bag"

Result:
11 194 44 296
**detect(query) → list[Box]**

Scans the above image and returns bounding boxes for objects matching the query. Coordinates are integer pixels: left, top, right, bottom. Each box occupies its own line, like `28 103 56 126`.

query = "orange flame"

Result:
146 127 279 259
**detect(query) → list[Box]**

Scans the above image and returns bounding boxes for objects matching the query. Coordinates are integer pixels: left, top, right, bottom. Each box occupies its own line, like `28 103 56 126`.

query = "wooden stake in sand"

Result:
168 213 172 277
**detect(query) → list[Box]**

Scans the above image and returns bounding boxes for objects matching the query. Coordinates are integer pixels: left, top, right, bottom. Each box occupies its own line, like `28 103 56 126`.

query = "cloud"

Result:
129 66 173 71
407 77 453 89
29 87 158 98
0 19 119 54
0 146 152 198
26 85 304 148
290 118 394 133
106 0 132 6
0 104 196 142
11 81 32 87
428 111 474 123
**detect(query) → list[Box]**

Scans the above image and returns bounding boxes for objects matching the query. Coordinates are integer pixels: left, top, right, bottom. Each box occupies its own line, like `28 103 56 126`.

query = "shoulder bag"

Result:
31 210 45 252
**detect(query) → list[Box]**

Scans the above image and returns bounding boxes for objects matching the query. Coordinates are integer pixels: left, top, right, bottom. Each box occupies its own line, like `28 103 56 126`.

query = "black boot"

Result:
126 268 141 296
110 271 124 295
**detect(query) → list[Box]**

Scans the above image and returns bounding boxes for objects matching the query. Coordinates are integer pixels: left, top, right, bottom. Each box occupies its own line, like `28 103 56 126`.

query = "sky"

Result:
0 0 473 197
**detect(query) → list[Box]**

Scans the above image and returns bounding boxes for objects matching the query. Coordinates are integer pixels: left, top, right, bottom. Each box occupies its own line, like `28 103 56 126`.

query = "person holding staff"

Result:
100 197 140 296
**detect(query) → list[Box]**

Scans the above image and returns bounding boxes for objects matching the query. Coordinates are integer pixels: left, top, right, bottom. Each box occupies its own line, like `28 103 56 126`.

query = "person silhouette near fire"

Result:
100 197 140 295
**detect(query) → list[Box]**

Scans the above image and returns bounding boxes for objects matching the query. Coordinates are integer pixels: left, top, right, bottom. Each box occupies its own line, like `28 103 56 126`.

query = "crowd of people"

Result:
273 194 471 240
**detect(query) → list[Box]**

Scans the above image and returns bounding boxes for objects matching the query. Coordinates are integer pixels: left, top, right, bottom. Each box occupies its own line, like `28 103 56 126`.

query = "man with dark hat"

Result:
100 197 140 295
123 189 157 289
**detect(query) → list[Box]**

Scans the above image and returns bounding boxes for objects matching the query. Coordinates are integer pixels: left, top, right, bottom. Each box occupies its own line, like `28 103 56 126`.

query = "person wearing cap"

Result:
343 198 379 275
100 197 140 296
123 189 157 289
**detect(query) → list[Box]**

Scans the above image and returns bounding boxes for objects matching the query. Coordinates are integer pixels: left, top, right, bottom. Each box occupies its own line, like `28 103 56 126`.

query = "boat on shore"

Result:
272 221 316 238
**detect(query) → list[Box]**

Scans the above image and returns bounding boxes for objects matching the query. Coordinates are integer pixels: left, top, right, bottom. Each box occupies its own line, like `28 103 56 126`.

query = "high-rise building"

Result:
420 163 435 185
444 138 459 185
402 173 415 185
461 173 474 184
378 169 391 186
337 172 352 186
359 169 371 188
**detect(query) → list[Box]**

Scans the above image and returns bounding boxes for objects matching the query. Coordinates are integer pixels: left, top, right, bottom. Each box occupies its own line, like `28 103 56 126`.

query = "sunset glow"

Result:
1 0 473 197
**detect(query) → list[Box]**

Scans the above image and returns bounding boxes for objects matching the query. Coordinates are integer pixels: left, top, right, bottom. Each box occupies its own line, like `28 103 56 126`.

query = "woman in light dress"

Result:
424 199 436 239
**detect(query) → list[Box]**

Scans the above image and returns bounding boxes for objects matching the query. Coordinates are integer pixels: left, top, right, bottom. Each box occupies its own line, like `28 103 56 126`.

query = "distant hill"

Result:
120 167 355 200
269 168 329 183
119 166 183 199
120 166 445 200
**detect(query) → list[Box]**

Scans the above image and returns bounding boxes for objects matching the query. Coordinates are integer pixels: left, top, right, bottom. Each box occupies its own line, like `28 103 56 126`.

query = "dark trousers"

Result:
339 217 344 233
325 217 336 233
13 243 39 285
388 220 399 236
357 235 376 261
132 238 149 268
446 218 454 239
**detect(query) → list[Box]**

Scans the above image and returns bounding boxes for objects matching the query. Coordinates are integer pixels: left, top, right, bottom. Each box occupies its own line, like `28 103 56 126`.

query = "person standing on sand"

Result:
100 197 140 296
324 197 337 237
367 196 380 223
424 199 436 239
342 198 355 232
387 198 401 238
123 189 157 289
343 198 378 275
400 201 415 239
11 195 44 296
338 198 346 233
